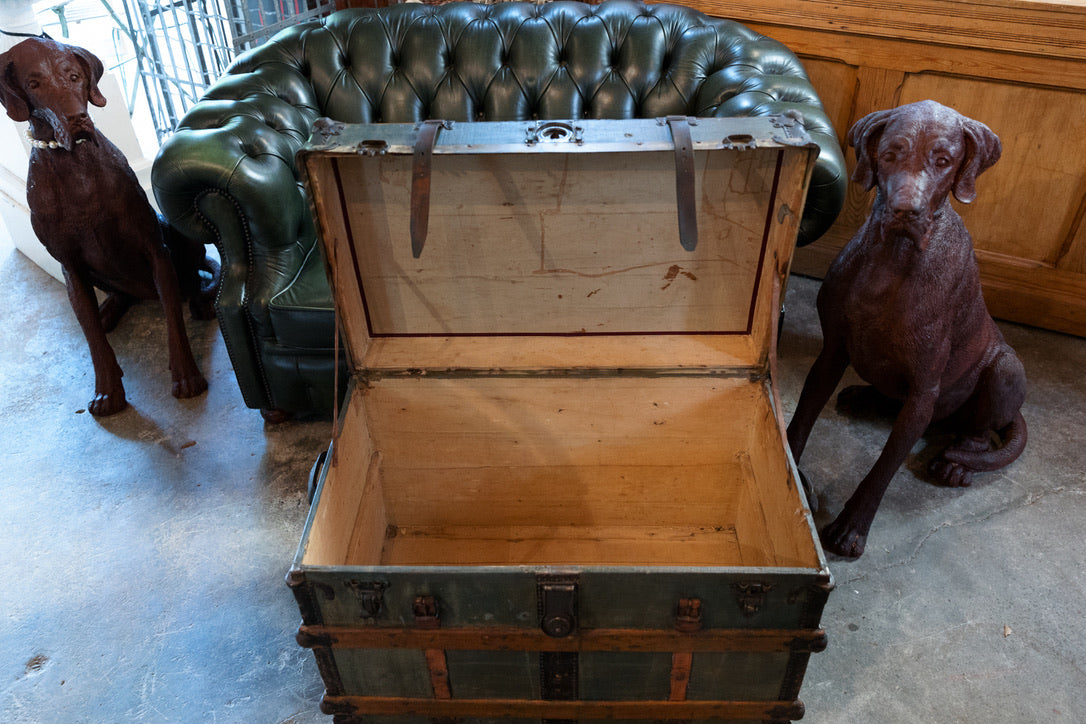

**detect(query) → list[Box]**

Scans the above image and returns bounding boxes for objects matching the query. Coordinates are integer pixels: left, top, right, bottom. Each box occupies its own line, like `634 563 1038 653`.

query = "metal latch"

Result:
538 576 578 638
346 580 387 619
525 121 585 145
311 117 344 144
413 595 440 629
675 597 704 632
770 110 814 147
734 582 774 617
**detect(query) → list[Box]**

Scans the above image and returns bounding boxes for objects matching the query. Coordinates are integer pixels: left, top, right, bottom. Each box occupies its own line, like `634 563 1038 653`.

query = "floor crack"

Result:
840 484 1078 586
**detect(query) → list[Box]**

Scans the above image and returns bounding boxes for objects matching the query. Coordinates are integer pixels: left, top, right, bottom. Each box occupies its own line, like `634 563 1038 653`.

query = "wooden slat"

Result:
361 334 761 373
423 649 452 699
696 0 1086 62
364 376 759 470
378 524 742 567
670 652 694 701
321 695 805 719
372 468 748 532
297 624 827 653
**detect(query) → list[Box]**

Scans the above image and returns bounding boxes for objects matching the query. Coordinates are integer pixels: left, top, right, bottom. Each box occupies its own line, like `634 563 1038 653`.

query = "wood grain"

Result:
686 0 1086 336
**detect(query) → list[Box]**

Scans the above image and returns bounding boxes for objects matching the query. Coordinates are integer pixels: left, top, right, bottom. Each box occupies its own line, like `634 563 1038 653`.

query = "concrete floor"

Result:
1 234 1084 723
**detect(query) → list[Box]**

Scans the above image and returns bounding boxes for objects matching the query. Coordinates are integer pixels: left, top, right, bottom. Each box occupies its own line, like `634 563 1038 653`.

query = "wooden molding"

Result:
693 0 1086 61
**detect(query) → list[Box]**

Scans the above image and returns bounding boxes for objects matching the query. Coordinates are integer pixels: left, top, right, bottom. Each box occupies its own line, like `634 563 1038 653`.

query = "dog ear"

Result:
70 45 107 108
953 117 1001 204
0 57 31 122
848 108 894 191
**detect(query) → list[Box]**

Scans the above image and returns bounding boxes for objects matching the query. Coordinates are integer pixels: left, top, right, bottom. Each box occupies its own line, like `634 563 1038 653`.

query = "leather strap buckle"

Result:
410 119 453 258
664 115 699 252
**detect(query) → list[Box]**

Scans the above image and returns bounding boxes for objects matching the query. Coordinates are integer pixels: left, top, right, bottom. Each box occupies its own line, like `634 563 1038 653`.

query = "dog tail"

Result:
942 410 1028 471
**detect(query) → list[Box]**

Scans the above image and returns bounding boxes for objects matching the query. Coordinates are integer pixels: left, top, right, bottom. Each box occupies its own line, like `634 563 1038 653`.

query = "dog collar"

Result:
25 127 86 150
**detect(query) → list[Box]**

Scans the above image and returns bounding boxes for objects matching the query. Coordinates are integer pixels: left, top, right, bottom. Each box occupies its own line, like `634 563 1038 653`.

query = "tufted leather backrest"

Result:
176 0 844 244
220 1 822 122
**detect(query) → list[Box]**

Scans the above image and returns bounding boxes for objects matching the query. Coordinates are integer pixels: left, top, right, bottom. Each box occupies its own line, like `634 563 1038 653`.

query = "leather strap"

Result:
665 115 698 252
410 120 449 258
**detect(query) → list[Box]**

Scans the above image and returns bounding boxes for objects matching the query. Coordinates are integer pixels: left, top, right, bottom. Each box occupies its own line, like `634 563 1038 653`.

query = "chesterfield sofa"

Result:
152 0 846 421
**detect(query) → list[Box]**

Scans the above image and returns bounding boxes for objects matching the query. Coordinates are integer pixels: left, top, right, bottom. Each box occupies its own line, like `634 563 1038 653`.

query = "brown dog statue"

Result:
0 37 218 416
787 100 1027 558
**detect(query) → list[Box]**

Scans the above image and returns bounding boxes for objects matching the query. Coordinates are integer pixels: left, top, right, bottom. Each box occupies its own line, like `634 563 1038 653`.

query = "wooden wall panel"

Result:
899 75 1086 270
684 0 1086 336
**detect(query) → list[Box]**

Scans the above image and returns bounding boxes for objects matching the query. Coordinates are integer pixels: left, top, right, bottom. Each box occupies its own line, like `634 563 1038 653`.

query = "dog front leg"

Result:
787 340 849 462
63 268 127 416
148 246 207 400
822 389 937 558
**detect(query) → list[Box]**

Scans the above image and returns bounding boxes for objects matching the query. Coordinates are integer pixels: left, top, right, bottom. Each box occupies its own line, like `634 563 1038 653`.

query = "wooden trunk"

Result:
288 117 832 723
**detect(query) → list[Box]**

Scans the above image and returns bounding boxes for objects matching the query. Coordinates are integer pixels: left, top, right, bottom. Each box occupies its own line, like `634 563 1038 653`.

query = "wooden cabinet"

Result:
690 0 1086 336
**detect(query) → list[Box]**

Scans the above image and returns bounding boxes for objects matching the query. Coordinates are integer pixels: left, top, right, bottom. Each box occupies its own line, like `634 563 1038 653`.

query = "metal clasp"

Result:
347 580 387 619
525 121 584 146
538 576 578 638
733 582 774 617
413 595 441 629
676 597 704 632
357 139 388 156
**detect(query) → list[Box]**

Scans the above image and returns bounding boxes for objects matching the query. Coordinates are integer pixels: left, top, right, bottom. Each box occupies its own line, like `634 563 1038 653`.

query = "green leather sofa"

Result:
152 0 846 421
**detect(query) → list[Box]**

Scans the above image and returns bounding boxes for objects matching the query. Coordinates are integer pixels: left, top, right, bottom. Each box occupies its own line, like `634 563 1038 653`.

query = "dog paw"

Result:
172 373 208 400
820 514 868 559
928 458 975 487
88 390 128 417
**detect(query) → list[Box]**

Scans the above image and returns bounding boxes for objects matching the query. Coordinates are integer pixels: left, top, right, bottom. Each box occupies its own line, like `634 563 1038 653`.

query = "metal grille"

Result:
118 0 335 141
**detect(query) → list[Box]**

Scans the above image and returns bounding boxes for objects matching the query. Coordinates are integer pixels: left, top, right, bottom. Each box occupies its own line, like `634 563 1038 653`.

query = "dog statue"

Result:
0 37 218 416
787 100 1027 558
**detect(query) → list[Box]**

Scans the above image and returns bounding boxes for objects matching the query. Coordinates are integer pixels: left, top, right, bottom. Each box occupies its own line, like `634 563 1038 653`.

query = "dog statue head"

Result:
848 100 1001 246
0 37 106 151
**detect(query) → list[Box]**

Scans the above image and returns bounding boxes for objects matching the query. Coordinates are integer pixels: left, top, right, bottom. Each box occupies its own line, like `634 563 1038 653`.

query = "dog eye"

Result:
934 156 952 168
70 73 80 82
27 80 39 90
879 151 896 163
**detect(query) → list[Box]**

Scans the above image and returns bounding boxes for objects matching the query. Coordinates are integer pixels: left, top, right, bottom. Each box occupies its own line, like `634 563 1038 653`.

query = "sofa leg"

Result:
261 407 293 424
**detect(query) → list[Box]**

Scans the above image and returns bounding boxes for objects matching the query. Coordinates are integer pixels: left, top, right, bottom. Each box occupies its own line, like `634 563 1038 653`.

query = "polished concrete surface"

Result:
1 234 1084 723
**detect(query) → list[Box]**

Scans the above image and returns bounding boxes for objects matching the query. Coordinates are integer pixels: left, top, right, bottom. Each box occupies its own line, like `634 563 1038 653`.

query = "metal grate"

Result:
118 0 335 141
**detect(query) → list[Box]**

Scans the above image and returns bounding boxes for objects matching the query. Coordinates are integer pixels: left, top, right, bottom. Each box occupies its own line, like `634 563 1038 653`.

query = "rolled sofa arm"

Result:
694 33 847 245
151 29 322 409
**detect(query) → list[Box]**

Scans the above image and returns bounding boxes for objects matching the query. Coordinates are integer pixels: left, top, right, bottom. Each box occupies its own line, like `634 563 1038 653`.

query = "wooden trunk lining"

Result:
302 142 807 376
330 150 774 335
303 376 818 569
